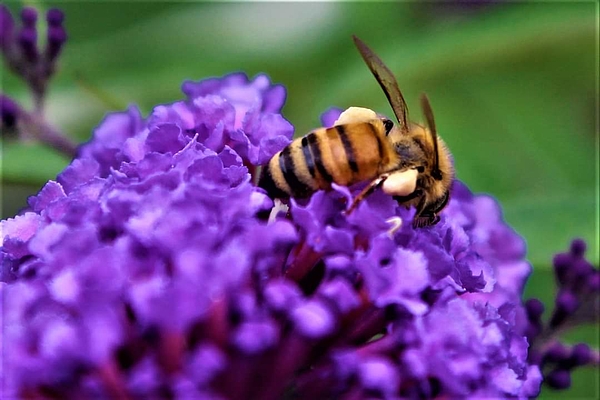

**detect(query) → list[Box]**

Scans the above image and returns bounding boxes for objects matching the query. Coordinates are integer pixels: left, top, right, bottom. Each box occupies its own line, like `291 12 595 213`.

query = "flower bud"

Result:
570 238 586 257
525 298 544 320
552 253 571 285
544 342 569 365
0 94 21 129
20 7 37 27
18 26 37 62
46 8 64 27
569 343 592 367
546 369 571 390
46 25 67 61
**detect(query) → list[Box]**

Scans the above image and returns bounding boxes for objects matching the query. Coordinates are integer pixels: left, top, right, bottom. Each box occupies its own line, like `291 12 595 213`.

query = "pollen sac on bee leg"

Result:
333 106 378 125
381 168 418 197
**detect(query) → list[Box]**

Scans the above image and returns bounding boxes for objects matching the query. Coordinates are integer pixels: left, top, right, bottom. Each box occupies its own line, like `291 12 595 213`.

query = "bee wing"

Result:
420 94 441 180
352 35 409 133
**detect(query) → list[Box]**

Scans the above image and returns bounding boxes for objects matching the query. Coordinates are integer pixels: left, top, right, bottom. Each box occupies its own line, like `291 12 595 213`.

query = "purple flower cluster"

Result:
1 5 66 105
1 5 75 155
524 240 599 389
1 73 545 398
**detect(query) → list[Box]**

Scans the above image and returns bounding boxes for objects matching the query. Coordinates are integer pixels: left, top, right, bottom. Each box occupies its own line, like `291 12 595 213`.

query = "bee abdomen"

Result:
259 121 390 199
259 138 320 198
278 145 314 197
258 158 290 198
335 125 359 173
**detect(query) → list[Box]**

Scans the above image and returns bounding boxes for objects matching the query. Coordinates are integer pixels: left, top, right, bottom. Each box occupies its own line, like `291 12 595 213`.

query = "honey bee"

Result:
258 36 454 228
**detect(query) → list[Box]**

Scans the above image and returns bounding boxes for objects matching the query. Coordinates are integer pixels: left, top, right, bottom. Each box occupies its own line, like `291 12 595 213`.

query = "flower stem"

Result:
19 107 78 158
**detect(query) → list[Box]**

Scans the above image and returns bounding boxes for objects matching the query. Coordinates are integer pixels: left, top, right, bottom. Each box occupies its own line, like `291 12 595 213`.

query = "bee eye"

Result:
383 119 394 135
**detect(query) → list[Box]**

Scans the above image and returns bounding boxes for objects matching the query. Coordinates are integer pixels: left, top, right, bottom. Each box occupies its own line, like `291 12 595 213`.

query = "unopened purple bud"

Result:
569 343 592 367
553 253 571 284
569 238 586 257
570 259 593 290
0 4 15 50
46 25 67 61
18 26 37 62
545 369 571 390
556 290 579 314
588 271 600 292
524 322 542 342
20 7 37 27
529 349 543 366
550 290 579 328
525 298 545 320
46 8 64 27
1 94 21 128
544 343 569 364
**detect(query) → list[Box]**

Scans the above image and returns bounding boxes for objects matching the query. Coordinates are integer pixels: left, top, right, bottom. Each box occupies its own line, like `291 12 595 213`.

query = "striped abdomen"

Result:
259 120 395 198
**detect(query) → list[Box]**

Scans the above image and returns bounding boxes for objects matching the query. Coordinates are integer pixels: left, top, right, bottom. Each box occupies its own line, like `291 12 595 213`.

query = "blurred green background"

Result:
1 1 598 398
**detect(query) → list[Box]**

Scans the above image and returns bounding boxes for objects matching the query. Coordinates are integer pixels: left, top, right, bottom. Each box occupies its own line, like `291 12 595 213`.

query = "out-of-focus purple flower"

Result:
45 9 67 62
1 6 68 105
0 74 554 398
1 94 21 130
1 6 76 157
0 4 15 51
20 7 37 27
523 240 599 390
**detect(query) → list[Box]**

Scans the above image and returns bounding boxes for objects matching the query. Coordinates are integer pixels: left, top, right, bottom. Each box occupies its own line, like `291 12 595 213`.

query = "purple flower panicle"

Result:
1 6 67 103
5 71 595 398
524 239 599 390
1 6 76 156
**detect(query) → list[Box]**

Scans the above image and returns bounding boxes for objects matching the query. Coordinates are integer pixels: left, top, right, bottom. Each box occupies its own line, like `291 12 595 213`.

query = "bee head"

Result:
412 124 454 203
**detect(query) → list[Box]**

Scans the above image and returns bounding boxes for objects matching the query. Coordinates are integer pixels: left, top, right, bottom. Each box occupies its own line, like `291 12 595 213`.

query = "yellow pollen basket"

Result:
333 107 377 125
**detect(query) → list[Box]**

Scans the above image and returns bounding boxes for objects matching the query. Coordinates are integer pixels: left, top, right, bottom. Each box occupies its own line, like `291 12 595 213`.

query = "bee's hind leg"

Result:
344 173 390 215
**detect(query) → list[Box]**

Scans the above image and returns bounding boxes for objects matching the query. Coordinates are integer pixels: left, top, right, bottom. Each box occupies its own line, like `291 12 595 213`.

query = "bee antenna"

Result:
420 94 442 180
352 35 410 133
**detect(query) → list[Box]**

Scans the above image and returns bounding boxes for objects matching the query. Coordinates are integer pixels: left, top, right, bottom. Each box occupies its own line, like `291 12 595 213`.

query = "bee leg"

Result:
344 173 390 215
412 214 438 228
412 198 438 228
